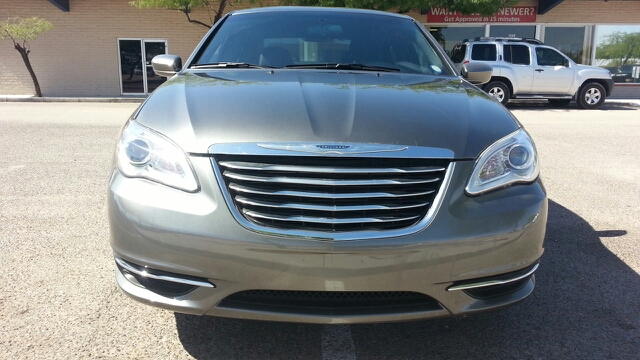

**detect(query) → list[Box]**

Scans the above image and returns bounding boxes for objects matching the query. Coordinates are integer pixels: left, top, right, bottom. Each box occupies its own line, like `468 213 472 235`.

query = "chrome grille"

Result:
213 155 450 236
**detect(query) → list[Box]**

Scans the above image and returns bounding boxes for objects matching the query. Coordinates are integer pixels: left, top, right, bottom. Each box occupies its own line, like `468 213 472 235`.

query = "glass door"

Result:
144 40 167 93
118 39 167 95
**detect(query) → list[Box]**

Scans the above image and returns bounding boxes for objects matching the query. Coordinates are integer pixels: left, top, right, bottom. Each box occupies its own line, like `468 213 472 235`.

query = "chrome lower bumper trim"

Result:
115 257 215 288
447 263 539 291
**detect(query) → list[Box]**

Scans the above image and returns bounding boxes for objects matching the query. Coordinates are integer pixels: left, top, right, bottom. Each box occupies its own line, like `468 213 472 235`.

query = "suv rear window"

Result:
471 44 497 61
504 44 530 65
450 44 466 63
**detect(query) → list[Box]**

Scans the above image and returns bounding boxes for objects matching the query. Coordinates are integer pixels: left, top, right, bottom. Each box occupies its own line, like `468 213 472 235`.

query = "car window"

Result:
193 12 451 75
535 47 567 66
504 44 530 65
470 44 497 61
450 44 466 63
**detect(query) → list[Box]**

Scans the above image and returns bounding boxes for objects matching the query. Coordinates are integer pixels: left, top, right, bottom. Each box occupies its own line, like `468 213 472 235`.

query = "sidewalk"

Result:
0 95 145 103
606 99 640 106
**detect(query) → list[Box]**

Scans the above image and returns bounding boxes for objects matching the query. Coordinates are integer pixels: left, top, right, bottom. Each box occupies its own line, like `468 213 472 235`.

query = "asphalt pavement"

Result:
0 101 638 359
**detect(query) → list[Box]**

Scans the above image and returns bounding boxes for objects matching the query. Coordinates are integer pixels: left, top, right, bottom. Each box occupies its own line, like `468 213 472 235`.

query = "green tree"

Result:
1 17 53 97
596 31 640 66
130 0 232 28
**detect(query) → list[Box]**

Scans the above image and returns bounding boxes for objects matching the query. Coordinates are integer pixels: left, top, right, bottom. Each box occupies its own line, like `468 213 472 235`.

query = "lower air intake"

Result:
217 290 443 316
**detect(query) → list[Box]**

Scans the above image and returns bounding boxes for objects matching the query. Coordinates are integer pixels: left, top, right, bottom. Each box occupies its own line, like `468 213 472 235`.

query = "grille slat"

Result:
220 161 445 174
223 171 440 186
214 155 450 233
236 196 429 212
243 209 421 224
229 183 436 199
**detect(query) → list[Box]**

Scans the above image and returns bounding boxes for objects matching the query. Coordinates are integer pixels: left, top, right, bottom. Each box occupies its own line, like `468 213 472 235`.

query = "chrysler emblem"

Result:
256 143 409 154
316 144 351 150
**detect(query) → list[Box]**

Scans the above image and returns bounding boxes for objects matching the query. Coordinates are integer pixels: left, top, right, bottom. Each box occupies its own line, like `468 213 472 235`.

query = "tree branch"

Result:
183 11 212 28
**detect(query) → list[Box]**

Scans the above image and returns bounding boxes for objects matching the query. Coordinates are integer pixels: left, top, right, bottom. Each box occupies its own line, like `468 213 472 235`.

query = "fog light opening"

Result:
115 257 215 297
447 263 539 299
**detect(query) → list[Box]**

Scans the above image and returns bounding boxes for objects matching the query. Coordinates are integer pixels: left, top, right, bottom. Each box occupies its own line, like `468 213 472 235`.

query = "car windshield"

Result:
193 10 451 76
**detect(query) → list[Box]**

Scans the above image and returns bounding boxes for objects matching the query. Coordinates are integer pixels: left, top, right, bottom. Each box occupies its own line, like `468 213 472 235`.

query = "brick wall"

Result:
537 0 640 23
1 0 639 97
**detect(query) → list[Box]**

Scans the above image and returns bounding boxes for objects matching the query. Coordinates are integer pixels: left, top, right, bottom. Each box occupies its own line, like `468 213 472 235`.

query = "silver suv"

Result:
451 37 614 109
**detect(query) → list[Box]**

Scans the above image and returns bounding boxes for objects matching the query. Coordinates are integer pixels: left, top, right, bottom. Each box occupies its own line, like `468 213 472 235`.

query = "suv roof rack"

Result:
461 37 544 45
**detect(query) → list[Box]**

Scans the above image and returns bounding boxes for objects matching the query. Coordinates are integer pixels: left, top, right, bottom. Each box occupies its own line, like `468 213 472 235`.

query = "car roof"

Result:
228 6 413 20
460 37 544 45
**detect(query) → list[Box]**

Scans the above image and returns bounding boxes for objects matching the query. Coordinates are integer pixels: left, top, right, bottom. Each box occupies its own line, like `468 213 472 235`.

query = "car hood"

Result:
574 63 612 76
134 70 519 159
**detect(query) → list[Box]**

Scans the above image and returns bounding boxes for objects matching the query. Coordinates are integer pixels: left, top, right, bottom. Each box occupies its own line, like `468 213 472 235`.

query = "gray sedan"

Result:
108 7 547 324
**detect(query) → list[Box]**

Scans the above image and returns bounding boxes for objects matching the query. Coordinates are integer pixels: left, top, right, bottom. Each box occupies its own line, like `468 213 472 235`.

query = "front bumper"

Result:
605 78 615 96
108 157 547 324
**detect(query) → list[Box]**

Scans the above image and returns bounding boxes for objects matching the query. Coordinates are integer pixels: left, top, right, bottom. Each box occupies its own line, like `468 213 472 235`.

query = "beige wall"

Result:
1 0 639 97
0 0 217 96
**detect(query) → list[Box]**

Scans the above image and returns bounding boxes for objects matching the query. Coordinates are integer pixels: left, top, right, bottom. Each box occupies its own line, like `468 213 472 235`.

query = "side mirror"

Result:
563 58 570 67
152 54 182 77
461 63 492 85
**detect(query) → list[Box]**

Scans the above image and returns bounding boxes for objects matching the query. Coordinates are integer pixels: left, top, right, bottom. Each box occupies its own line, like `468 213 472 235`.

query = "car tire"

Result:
484 81 510 105
548 99 572 106
577 82 606 109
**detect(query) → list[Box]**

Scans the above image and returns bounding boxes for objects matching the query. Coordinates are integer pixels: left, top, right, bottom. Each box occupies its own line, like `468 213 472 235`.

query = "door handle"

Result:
535 69 544 72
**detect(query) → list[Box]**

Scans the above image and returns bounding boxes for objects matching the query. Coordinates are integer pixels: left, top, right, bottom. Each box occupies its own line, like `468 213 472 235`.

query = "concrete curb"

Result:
0 95 145 103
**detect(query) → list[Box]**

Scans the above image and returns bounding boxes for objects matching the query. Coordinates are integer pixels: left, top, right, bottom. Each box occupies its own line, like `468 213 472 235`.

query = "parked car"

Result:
605 66 632 83
451 37 614 109
606 65 640 83
108 7 547 324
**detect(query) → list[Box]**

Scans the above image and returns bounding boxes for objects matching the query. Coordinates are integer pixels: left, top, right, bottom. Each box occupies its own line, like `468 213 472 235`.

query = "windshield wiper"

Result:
190 62 272 69
285 63 400 72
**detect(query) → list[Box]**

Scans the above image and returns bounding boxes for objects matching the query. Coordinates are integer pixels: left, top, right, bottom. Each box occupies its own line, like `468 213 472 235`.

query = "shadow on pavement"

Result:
175 200 639 359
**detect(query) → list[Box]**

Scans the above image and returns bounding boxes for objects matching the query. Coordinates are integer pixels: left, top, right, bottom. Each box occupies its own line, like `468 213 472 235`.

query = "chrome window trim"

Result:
209 143 455 241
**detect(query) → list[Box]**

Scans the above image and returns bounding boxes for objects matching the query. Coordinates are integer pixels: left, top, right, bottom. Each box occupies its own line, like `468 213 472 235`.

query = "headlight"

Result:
116 120 199 192
466 129 539 195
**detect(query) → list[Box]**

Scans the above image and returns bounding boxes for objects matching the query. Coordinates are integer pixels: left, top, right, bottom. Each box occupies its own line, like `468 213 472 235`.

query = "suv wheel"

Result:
548 99 572 106
577 83 605 109
484 81 510 105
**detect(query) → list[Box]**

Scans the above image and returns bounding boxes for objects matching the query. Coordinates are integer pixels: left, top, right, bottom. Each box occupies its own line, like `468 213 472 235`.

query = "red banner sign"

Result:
426 6 537 23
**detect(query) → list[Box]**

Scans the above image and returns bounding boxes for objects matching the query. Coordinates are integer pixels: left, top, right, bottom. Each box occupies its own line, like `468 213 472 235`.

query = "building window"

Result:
542 27 587 64
427 26 485 57
593 25 640 84
489 25 536 39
